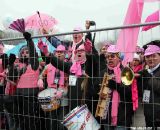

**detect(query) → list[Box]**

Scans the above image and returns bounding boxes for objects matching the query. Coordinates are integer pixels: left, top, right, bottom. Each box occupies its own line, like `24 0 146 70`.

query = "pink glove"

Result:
55 91 62 99
38 40 49 55
38 39 44 50
37 79 44 89
84 39 92 53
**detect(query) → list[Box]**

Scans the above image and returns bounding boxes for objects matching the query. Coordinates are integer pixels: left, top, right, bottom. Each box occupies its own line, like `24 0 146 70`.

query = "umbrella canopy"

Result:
25 11 58 31
6 38 55 56
142 10 160 31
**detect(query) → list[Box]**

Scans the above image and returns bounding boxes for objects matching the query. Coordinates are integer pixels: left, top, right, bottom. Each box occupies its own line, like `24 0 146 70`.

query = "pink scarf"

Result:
131 64 143 111
108 63 121 126
70 61 83 77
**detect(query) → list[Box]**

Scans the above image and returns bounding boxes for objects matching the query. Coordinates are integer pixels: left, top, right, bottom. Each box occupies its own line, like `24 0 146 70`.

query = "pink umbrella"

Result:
25 11 58 31
142 10 160 31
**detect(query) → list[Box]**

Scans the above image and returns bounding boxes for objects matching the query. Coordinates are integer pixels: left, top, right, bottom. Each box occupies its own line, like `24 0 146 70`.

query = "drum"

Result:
62 105 100 130
38 88 60 112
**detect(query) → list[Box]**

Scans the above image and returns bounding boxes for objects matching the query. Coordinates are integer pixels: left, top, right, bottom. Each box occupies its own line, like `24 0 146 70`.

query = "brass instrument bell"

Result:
121 67 134 86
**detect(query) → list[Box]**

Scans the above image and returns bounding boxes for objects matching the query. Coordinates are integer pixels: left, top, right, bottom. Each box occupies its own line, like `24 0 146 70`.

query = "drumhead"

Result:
63 105 87 124
38 88 56 99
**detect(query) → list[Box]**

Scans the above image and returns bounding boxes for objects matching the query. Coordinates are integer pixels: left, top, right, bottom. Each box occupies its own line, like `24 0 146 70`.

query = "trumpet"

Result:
121 67 135 86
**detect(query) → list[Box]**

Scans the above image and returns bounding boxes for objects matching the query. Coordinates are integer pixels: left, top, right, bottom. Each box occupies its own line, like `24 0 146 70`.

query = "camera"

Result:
89 21 96 26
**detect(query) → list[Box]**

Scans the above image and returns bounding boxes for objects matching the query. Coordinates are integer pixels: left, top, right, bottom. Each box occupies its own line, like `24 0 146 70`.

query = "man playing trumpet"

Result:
96 45 133 130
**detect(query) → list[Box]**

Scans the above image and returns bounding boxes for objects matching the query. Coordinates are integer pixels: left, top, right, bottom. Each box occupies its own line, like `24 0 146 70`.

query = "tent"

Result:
6 38 55 56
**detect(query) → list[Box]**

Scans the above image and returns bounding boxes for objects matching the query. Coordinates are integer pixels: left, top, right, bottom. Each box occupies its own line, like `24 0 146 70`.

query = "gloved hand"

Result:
84 39 92 53
9 54 16 65
37 39 44 50
37 79 44 89
23 32 31 40
38 39 49 55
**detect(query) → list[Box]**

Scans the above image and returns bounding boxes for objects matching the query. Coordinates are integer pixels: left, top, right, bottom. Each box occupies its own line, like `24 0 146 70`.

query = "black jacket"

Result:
94 65 133 127
49 53 98 110
137 65 160 125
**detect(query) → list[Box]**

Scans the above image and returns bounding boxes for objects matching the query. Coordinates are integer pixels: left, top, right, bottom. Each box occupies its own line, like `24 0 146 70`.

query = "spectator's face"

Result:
0 45 4 55
106 53 120 68
145 53 160 69
21 49 29 58
73 33 83 43
137 52 144 62
75 49 86 62
55 51 65 60
100 46 107 55
132 59 140 66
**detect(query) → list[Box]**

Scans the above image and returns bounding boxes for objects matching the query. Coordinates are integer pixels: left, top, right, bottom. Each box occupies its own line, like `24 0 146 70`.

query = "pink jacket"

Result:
46 64 64 88
17 65 39 88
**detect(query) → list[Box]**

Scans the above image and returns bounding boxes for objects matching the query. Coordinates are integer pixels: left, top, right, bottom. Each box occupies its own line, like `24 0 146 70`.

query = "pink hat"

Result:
56 45 66 51
73 26 83 31
107 45 119 53
136 46 144 53
144 45 160 56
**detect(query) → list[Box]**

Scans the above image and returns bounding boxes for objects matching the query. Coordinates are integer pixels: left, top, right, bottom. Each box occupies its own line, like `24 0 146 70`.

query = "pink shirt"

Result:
17 65 39 88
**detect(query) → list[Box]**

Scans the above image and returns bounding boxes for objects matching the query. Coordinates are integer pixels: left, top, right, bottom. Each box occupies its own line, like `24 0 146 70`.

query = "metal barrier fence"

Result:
0 22 160 130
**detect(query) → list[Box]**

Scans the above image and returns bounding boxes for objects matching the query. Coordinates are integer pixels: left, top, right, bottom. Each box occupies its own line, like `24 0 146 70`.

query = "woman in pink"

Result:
6 32 40 130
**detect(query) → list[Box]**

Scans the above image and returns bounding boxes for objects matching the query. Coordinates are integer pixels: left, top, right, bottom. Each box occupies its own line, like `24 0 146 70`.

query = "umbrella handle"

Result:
37 11 44 29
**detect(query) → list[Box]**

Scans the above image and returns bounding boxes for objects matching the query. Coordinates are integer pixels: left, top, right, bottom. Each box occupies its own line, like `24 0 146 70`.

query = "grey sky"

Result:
0 0 160 46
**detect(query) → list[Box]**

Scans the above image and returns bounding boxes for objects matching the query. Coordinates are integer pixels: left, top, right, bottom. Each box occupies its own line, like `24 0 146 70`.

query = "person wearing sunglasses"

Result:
96 45 133 130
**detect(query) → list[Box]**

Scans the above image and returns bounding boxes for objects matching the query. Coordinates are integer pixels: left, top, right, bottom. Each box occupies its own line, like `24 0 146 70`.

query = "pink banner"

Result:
116 0 144 66
138 0 160 2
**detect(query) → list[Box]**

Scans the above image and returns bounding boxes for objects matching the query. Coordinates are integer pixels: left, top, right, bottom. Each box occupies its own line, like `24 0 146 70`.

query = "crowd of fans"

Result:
0 21 160 130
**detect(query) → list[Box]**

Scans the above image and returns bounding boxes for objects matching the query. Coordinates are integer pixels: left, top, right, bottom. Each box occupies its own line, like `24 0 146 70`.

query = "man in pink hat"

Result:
38 44 68 130
38 37 98 114
94 45 133 130
71 24 93 62
137 42 160 127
